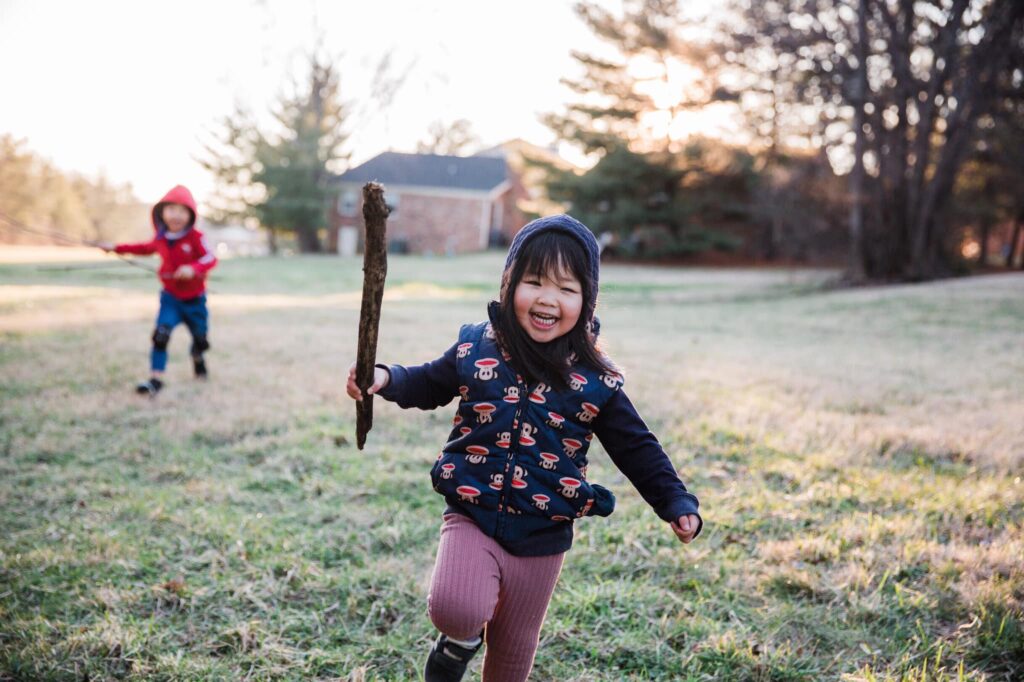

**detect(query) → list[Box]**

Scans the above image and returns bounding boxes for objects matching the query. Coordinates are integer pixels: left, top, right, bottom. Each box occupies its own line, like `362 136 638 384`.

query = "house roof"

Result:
334 152 508 192
474 138 577 171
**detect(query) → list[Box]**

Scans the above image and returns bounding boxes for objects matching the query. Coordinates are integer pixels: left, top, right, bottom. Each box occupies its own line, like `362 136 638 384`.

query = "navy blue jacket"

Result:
379 315 702 557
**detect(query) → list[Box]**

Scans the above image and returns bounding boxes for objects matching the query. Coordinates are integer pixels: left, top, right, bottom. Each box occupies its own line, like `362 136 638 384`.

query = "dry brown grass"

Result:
1 252 1022 680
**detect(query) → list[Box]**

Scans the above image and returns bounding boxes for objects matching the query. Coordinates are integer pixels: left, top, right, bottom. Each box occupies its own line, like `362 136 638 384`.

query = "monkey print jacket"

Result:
378 311 702 557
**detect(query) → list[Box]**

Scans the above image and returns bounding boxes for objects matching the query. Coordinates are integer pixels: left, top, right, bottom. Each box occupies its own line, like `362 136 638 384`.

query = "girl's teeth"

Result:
531 313 556 327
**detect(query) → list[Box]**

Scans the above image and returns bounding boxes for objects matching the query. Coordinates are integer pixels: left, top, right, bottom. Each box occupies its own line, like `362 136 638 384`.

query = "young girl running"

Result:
346 214 702 681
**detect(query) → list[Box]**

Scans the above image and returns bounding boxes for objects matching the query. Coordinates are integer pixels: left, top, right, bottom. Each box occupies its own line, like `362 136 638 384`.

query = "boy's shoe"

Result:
135 378 163 396
423 633 483 682
192 356 208 379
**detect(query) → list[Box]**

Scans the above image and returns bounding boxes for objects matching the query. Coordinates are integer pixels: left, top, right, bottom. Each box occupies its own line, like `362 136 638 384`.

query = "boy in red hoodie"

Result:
98 185 217 396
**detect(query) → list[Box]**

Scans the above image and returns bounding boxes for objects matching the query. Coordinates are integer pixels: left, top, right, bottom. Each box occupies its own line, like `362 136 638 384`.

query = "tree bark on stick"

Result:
355 182 389 449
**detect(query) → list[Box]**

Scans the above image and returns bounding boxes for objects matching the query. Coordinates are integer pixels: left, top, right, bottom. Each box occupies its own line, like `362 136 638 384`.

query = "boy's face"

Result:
162 203 191 232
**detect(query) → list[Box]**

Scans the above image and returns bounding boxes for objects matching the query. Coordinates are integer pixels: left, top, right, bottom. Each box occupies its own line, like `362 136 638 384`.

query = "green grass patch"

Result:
1 255 1022 679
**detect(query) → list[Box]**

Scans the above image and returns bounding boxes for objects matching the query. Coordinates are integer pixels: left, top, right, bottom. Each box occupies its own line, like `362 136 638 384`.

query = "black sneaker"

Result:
193 356 208 379
135 378 163 396
423 633 483 682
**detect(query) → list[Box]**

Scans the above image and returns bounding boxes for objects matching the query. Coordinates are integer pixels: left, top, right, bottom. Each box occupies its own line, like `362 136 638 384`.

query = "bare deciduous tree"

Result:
726 0 1024 280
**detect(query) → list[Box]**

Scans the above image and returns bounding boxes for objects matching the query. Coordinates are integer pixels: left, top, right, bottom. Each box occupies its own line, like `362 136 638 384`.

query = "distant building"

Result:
330 151 526 255
473 138 577 242
198 221 268 257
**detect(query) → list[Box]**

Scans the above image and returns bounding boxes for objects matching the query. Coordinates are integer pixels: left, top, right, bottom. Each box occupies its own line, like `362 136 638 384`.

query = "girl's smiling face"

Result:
513 263 583 343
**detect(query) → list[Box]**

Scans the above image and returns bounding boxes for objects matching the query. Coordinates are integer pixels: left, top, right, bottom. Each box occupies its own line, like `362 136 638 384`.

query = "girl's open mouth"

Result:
530 312 558 330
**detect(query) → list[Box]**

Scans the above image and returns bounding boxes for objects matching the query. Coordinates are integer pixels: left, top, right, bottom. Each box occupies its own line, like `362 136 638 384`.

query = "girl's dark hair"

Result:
494 230 617 390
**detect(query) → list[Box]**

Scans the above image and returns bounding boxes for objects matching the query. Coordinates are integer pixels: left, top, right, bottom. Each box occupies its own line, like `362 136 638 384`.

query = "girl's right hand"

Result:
346 362 389 401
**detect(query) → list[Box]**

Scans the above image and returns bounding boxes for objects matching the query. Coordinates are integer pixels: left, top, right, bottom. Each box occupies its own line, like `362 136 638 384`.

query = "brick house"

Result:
473 139 577 242
329 151 530 255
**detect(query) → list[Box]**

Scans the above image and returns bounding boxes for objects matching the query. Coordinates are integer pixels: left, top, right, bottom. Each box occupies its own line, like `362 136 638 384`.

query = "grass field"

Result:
1 248 1022 681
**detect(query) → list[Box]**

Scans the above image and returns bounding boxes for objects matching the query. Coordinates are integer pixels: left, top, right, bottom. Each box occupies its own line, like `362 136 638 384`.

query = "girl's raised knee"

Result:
427 594 488 640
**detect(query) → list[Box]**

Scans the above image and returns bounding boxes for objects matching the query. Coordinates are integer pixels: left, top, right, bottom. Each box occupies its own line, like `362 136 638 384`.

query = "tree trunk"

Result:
762 214 780 261
764 73 781 263
905 0 970 281
848 0 869 282
978 177 994 267
978 219 991 267
297 227 322 253
326 225 339 253
1009 212 1023 268
890 0 913 278
913 113 979 278
267 227 278 255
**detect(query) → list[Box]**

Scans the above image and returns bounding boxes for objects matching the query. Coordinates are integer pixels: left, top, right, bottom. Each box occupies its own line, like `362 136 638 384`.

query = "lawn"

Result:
1 249 1022 681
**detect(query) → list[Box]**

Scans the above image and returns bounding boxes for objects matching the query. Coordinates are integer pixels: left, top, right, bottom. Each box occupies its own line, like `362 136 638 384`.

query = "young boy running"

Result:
99 185 217 396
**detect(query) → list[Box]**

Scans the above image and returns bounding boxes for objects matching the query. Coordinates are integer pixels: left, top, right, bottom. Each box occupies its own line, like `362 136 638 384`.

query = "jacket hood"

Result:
503 213 602 313
152 185 197 234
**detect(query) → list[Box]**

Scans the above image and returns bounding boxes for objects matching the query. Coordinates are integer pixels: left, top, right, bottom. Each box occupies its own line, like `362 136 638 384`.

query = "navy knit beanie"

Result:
503 214 601 310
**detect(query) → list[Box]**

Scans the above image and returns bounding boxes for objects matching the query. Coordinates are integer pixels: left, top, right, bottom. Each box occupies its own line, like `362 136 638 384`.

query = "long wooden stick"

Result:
356 182 389 449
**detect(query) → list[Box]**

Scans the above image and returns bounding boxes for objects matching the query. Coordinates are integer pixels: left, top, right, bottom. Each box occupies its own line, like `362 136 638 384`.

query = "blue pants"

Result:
151 290 209 372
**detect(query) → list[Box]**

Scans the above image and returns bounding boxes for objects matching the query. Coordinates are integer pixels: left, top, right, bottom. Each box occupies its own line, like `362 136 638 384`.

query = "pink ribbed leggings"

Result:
427 513 565 682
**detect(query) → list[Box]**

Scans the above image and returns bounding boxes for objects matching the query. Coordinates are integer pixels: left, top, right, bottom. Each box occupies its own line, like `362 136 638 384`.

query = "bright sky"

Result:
0 0 624 205
1 0 737 209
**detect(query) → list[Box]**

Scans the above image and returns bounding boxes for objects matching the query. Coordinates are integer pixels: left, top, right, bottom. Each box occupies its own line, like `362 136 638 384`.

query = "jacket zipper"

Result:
495 375 529 540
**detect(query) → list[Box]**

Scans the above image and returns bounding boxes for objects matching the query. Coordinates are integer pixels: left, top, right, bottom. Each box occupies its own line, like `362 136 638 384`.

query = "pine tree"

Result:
201 52 349 253
543 0 721 156
540 0 743 254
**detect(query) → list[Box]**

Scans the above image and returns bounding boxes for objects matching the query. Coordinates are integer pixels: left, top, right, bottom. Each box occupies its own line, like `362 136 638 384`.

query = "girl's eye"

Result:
561 287 577 294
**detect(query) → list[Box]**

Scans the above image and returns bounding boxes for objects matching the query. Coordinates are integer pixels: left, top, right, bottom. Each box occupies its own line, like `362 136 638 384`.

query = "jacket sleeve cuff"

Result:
374 363 401 401
658 493 703 538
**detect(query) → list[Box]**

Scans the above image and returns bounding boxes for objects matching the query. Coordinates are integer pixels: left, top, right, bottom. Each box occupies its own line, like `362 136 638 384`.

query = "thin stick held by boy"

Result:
346 214 702 682
97 185 217 396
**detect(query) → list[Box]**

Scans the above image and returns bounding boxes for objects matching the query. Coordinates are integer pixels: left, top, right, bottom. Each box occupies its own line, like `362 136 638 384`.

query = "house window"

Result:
339 190 358 217
386 192 400 215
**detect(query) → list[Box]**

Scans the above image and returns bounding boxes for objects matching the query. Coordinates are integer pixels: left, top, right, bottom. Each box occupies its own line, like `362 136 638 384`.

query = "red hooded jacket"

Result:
114 185 217 300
